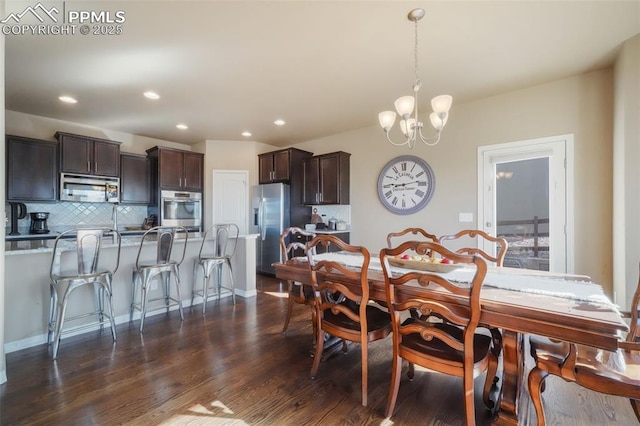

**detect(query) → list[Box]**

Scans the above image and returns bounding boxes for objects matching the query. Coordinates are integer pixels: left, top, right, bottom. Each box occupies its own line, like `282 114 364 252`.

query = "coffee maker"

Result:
29 212 50 234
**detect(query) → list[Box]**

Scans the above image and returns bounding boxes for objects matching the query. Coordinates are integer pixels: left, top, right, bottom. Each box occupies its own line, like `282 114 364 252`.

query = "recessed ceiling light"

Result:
274 119 286 126
58 96 77 104
176 123 188 130
242 131 252 137
144 91 160 100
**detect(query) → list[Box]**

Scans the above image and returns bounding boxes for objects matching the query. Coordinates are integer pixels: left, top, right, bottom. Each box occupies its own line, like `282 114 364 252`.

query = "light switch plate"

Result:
459 212 473 223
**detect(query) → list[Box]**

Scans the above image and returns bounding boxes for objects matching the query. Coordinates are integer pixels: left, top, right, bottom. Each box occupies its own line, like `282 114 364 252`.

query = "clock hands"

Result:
383 180 423 189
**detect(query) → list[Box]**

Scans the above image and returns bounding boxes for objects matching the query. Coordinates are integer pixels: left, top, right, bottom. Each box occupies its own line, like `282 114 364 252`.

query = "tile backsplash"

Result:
5 202 148 232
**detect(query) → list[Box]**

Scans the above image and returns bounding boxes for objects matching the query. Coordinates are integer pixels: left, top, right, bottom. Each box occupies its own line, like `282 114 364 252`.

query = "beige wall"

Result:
1 0 7 384
292 68 614 295
196 139 275 230
613 34 640 308
5 110 191 154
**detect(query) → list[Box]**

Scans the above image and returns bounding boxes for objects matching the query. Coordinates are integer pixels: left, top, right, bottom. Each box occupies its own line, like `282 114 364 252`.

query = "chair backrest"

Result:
438 229 508 266
386 227 437 249
306 235 371 327
199 223 239 260
280 226 316 261
50 228 121 278
136 226 188 269
380 241 488 355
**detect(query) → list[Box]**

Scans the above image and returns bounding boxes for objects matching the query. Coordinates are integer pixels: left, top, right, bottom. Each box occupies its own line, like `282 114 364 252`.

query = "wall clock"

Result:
377 155 435 215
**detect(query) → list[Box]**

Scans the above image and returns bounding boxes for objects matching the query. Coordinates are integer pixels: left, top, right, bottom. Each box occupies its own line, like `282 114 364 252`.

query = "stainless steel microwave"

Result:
160 190 202 228
60 173 120 203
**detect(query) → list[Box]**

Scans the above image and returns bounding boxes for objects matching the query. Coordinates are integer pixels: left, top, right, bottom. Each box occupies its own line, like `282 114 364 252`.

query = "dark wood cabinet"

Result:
303 151 350 205
258 148 313 227
147 146 203 192
6 135 58 202
258 148 311 184
120 153 150 204
292 232 350 256
55 132 120 177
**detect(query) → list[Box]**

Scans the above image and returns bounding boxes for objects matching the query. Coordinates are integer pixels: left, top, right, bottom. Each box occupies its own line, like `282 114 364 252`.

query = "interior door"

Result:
212 170 248 235
478 135 573 273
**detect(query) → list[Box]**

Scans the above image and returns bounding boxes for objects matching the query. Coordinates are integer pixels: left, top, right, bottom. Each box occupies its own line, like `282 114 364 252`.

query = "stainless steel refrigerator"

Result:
252 183 290 275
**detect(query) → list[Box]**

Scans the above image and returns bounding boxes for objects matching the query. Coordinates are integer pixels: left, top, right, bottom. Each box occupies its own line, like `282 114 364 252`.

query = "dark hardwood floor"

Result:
1 275 637 425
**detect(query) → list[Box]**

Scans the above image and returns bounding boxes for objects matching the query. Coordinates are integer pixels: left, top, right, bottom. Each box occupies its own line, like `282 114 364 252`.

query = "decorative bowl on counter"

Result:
304 224 316 231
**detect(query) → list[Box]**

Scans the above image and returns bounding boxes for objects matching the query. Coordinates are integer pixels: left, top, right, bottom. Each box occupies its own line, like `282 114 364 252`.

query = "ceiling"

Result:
4 1 639 147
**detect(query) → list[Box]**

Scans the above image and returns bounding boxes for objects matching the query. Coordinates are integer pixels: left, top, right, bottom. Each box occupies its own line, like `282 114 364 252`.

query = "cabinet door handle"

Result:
179 178 183 187
94 162 98 173
320 193 323 203
184 177 187 187
87 160 91 172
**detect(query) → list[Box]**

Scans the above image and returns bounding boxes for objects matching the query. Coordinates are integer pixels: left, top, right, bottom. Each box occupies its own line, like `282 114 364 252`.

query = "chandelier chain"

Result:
414 19 421 90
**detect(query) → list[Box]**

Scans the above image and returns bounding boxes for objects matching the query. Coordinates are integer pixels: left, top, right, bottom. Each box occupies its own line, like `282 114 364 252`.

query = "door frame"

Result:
477 134 575 273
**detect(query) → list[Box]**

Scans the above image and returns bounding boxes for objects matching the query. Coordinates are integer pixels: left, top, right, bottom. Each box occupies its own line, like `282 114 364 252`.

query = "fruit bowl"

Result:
387 257 464 273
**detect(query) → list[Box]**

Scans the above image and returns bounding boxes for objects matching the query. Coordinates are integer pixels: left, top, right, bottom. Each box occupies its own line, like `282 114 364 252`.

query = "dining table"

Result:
273 252 629 425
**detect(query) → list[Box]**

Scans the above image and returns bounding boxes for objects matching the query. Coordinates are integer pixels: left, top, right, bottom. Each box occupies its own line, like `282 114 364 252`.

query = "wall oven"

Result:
160 190 202 229
60 173 120 203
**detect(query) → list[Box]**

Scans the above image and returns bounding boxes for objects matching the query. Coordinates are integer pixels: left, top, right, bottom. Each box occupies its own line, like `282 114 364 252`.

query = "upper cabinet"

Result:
120 153 151 204
147 146 203 192
303 151 350 205
6 135 58 202
258 148 312 184
55 132 120 177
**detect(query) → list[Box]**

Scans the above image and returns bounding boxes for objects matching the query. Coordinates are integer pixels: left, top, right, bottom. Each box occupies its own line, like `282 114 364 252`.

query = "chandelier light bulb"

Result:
431 95 453 114
378 111 397 130
394 96 415 118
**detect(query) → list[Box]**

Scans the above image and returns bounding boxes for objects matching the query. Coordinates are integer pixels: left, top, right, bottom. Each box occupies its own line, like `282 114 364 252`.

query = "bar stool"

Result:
48 228 121 359
130 226 188 332
192 223 239 313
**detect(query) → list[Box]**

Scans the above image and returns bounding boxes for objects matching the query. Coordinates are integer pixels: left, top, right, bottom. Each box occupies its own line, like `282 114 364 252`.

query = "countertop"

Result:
5 232 258 256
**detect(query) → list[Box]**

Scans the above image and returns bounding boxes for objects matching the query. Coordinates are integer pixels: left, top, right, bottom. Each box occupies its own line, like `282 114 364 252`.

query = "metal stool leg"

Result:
226 258 236 305
173 265 184 320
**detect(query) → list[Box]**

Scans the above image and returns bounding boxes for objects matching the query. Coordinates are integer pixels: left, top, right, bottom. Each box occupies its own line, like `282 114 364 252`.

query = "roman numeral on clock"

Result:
415 189 425 198
385 190 392 198
392 197 398 206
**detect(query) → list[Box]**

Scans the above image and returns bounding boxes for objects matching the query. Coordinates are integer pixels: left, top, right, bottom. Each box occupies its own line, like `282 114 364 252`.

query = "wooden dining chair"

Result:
438 229 508 266
307 235 392 407
527 264 640 425
380 241 499 424
280 227 316 334
386 227 438 249
438 228 508 387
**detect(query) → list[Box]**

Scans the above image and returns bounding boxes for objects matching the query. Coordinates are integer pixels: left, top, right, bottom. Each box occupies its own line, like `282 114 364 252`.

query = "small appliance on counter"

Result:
8 202 27 235
29 212 50 234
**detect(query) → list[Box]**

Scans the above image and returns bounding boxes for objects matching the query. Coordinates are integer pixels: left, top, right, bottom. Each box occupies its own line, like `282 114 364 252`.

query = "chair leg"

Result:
226 259 236 304
282 281 295 334
48 284 57 345
162 271 171 312
310 322 325 379
407 362 415 380
202 264 210 315
191 259 198 309
361 343 368 407
130 270 138 323
385 354 402 418
462 367 476 426
173 266 184 321
139 273 152 333
94 283 105 328
528 366 548 426
52 291 71 360
104 276 117 341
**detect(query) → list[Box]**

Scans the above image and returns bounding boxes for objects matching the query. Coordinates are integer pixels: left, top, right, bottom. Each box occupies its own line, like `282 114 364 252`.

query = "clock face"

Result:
377 155 435 215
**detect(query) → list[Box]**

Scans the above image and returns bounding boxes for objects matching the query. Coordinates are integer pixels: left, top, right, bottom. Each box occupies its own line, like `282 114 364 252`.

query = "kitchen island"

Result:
4 232 258 353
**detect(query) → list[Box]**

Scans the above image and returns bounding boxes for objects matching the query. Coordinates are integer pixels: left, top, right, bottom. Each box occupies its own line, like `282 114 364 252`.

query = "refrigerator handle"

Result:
259 198 267 241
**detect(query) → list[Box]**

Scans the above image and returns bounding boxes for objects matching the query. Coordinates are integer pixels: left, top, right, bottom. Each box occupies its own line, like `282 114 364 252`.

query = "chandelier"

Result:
378 8 452 148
